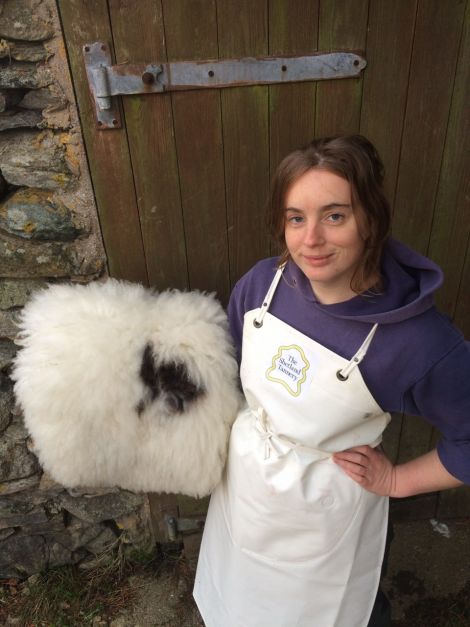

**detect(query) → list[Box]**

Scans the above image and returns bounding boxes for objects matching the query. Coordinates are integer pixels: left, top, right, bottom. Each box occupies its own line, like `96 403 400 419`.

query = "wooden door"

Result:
58 0 470 537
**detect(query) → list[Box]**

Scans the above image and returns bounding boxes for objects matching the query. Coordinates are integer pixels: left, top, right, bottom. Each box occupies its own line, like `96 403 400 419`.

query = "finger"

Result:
333 458 368 477
339 445 375 456
336 463 369 485
333 452 369 467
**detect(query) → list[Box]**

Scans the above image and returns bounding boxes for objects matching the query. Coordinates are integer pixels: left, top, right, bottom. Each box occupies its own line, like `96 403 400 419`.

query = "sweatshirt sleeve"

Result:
403 340 470 484
227 281 245 363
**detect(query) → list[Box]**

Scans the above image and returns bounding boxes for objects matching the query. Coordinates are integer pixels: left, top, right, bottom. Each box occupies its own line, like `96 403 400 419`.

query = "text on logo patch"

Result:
266 345 310 396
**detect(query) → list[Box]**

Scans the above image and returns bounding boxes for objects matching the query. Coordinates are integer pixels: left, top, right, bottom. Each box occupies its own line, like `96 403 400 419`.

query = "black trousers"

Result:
367 519 394 627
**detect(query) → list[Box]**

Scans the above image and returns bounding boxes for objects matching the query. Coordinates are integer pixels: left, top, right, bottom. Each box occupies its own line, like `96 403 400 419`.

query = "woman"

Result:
193 135 470 627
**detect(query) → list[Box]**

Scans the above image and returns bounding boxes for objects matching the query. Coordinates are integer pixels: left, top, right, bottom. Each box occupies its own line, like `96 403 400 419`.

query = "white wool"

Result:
12 280 242 497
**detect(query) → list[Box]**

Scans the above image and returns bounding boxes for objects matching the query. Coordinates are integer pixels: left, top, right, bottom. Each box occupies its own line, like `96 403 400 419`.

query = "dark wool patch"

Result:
137 343 205 415
139 343 160 401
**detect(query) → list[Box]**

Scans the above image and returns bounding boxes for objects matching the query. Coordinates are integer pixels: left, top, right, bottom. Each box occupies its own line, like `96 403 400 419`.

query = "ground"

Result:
111 517 470 627
1 517 469 626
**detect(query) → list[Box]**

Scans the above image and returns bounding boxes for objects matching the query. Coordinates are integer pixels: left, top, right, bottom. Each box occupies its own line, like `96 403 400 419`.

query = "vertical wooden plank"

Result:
268 0 319 173
217 0 270 285
162 0 230 302
396 415 434 465
315 0 369 136
382 413 403 465
57 0 147 283
428 0 470 320
453 242 470 337
178 494 210 564
108 0 188 290
360 0 417 204
392 0 466 254
147 492 179 543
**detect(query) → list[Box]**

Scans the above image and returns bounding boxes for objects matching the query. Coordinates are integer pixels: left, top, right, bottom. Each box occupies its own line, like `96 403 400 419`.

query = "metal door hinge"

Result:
83 42 366 129
165 514 205 542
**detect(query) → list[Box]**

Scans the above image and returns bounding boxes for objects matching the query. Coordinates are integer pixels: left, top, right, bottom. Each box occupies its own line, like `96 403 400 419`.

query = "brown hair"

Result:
268 135 392 294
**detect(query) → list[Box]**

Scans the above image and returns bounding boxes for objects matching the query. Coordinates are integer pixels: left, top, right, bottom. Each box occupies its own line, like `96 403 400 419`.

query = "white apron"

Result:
194 267 391 627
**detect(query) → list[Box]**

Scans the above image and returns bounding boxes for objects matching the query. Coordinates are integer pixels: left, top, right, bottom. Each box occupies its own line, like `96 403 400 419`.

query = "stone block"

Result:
0 443 37 482
19 85 67 111
55 516 104 551
0 475 40 496
0 493 35 516
47 539 72 568
0 0 54 42
0 61 51 89
38 470 63 492
19 513 65 535
0 188 83 240
0 339 17 370
0 39 48 62
0 130 74 189
0 89 25 113
0 309 18 339
0 109 42 131
0 371 14 433
58 491 144 524
83 525 117 555
0 533 47 577
0 497 47 529
0 170 7 198
0 527 14 540
0 420 39 481
0 278 47 309
0 236 85 279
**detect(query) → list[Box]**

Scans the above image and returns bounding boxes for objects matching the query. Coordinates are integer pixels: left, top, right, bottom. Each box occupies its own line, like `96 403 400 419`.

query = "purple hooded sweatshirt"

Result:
228 238 470 485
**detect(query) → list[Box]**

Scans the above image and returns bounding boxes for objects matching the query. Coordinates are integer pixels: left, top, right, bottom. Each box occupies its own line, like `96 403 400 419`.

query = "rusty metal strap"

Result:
83 42 366 129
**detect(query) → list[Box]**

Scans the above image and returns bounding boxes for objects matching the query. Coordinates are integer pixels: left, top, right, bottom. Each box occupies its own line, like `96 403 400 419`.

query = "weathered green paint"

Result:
57 0 148 284
392 0 467 254
315 0 369 136
108 0 188 291
218 0 270 287
360 0 417 205
429 0 470 320
163 0 230 302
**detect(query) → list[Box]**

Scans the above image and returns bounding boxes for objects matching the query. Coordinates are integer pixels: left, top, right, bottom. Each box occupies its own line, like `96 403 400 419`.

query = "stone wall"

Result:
0 0 154 578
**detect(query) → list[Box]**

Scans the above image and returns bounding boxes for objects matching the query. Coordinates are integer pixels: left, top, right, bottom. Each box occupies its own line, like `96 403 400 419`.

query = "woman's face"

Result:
284 168 367 304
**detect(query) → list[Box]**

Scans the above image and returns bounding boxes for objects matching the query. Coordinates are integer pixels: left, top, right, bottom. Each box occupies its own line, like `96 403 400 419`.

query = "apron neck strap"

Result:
253 264 285 328
253 263 379 379
337 323 379 380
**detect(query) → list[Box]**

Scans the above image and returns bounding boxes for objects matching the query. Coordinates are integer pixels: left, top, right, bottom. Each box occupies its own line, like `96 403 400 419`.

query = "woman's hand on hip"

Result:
332 446 396 497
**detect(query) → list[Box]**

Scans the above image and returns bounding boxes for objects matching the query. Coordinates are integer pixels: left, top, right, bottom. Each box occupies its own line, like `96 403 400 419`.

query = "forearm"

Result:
391 448 463 498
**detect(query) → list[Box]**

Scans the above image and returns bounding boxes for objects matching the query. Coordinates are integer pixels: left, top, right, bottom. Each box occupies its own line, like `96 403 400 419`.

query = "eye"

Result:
325 213 344 224
286 214 304 225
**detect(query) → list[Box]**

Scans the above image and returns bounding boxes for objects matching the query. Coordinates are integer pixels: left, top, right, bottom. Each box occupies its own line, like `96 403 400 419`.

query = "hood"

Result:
286 238 443 324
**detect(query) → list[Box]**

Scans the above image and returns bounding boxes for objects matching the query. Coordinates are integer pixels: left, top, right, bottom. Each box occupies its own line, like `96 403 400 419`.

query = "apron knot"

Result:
252 407 331 462
253 407 293 460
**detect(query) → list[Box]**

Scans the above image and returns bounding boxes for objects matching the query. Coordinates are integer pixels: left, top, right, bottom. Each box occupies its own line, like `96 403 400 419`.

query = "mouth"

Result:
302 253 334 267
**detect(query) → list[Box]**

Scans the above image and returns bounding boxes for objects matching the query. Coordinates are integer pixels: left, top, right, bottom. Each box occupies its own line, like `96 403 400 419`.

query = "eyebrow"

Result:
285 203 352 213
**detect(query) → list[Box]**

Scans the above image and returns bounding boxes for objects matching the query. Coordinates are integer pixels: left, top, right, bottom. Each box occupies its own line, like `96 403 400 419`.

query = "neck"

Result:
310 273 380 305
310 282 356 304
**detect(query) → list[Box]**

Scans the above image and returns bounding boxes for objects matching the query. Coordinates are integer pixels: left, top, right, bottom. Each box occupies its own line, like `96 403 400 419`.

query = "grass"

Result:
0 538 170 626
3 539 467 626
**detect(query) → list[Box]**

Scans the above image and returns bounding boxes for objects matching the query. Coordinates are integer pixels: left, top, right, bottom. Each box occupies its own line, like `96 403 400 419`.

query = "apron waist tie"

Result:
253 408 331 461
252 408 383 461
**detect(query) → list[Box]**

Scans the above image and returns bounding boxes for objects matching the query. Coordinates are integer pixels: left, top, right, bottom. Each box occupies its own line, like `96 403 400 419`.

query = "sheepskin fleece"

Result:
12 280 241 497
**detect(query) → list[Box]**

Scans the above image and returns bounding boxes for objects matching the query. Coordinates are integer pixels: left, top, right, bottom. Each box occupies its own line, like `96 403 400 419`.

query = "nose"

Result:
304 221 325 247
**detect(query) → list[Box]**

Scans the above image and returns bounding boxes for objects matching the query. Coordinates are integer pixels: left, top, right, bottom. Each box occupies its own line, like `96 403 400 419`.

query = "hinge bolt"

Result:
142 71 155 85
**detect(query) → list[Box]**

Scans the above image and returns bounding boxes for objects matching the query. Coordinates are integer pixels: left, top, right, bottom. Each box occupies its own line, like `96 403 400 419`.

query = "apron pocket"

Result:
225 432 364 563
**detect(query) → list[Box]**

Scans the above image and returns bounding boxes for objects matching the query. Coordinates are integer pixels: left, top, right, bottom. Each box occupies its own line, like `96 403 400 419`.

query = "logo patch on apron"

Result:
266 344 310 396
